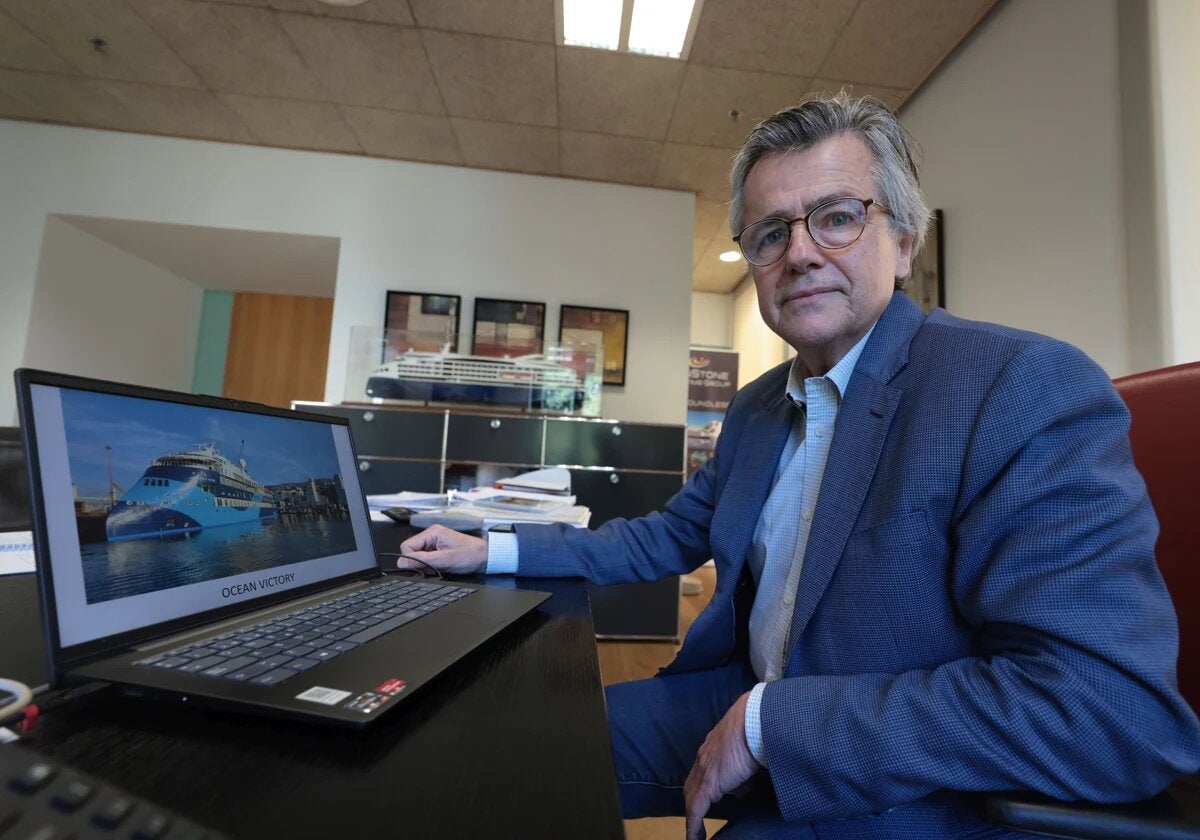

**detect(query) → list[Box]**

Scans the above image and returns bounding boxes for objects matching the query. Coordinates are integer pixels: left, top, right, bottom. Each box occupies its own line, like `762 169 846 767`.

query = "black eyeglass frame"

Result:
733 197 892 267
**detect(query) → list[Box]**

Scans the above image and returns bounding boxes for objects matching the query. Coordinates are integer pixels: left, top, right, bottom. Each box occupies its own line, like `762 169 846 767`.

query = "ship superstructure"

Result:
104 443 278 541
366 348 586 410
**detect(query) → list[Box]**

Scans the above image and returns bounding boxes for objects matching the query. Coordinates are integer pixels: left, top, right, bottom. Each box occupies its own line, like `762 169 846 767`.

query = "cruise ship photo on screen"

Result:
104 443 278 541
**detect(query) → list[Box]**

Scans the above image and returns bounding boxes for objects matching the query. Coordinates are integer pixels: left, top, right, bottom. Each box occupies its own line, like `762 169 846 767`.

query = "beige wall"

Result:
1149 0 1200 366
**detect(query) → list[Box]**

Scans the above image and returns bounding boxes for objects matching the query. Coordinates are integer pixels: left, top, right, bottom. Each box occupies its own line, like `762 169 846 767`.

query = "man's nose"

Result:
781 221 825 273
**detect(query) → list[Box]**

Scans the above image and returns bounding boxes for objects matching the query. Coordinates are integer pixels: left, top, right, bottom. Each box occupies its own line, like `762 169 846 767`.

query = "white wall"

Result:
0 120 694 425
901 0 1132 376
22 217 203 393
1149 0 1200 366
690 291 733 347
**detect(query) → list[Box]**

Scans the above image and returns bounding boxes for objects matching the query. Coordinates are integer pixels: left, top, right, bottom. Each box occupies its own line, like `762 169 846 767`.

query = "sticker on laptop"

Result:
376 678 406 696
295 686 352 706
345 680 407 714
346 692 388 714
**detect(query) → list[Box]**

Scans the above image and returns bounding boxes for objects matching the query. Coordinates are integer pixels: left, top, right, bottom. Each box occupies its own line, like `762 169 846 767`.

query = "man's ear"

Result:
894 232 915 281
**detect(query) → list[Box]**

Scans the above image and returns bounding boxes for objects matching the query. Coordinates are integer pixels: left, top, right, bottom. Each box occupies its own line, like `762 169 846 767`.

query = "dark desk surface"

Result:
0 525 623 839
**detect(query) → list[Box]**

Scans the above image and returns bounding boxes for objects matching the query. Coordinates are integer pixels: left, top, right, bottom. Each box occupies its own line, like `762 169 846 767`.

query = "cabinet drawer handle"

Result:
363 411 374 422
490 419 501 430
359 461 370 472
611 425 621 436
609 473 620 485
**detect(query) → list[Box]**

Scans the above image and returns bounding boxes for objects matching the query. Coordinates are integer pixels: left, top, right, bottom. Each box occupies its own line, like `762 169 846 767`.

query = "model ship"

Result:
366 347 586 410
105 443 278 541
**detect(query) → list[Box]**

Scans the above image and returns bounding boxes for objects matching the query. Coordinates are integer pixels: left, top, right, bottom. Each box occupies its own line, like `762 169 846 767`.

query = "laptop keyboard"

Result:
134 578 473 687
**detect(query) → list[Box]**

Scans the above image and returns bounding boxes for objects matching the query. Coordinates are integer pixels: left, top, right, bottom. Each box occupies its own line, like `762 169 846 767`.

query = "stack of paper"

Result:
495 468 572 496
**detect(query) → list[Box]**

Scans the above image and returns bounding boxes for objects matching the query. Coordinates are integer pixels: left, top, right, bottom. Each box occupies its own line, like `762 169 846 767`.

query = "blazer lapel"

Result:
783 293 925 662
709 394 793 585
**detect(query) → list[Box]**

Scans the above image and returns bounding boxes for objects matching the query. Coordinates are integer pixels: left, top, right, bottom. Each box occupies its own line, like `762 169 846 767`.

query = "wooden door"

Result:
223 292 333 408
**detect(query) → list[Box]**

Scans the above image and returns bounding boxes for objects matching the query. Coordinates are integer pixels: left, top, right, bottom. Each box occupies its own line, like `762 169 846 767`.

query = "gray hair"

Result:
729 92 932 272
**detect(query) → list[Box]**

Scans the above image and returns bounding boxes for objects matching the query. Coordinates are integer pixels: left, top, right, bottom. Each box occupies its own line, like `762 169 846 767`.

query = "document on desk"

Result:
0 531 35 575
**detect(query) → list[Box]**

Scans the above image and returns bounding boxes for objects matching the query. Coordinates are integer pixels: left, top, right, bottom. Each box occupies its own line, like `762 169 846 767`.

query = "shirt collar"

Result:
785 321 879 407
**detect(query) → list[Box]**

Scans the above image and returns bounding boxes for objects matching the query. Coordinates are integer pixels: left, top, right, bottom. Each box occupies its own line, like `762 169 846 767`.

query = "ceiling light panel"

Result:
560 0 703 59
563 0 623 51
628 0 697 58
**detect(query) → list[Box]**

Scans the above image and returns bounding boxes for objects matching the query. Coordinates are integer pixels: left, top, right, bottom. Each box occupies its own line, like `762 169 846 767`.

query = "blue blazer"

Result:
517 292 1200 838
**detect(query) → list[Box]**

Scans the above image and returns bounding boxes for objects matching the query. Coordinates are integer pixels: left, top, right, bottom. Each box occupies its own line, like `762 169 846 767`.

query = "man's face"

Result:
741 134 913 374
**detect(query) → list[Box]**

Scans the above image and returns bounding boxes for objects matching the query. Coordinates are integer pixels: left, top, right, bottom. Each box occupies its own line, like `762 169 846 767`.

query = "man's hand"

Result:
397 525 488 574
683 691 761 840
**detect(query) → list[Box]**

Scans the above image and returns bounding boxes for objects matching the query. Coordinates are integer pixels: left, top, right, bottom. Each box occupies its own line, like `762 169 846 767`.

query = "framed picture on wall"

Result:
559 304 630 386
904 209 944 314
472 298 545 358
384 291 461 357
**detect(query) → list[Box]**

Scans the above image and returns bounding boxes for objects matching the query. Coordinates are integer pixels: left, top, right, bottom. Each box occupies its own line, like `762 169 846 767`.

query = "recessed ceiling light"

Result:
563 0 622 50
628 0 697 58
559 0 703 60
718 250 741 263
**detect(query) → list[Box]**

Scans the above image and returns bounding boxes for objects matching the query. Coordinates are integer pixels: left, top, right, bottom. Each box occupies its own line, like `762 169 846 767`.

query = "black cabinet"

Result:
292 403 685 639
446 414 542 466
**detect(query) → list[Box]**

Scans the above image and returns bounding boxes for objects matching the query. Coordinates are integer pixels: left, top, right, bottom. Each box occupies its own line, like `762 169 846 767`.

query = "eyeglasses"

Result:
733 197 891 267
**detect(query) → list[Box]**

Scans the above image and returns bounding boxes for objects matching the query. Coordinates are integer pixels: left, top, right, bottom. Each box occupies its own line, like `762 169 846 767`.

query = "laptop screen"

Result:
26 382 377 649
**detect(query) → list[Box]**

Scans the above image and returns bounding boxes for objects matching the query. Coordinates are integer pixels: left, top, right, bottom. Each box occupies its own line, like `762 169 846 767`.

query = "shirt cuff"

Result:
485 531 520 574
745 682 767 765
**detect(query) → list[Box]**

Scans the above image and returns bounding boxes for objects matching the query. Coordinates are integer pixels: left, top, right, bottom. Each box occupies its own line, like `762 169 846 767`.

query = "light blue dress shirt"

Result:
743 324 874 762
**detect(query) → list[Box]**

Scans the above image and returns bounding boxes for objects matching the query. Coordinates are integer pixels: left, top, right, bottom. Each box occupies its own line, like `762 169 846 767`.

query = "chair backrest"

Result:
0 426 30 532
1112 361 1200 712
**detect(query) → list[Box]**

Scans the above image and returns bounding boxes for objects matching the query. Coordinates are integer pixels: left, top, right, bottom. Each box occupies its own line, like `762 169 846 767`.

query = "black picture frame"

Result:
558 304 630 387
904 209 944 314
384 290 461 356
471 297 545 358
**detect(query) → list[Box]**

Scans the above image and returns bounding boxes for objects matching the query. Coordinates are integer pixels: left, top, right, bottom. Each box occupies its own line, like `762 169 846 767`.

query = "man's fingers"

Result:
684 762 713 840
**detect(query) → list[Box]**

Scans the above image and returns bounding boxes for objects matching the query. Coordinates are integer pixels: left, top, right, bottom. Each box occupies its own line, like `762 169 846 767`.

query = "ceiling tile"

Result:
819 0 997 89
126 0 325 99
279 15 443 113
668 65 810 148
409 0 553 42
222 93 362 152
266 0 414 26
559 130 661 186
0 9 76 73
692 236 748 293
655 143 734 201
451 118 558 176
689 0 857 77
695 198 730 240
422 30 556 126
0 0 203 87
0 67 146 128
807 79 909 111
557 47 684 140
341 106 462 164
98 80 258 142
692 238 707 268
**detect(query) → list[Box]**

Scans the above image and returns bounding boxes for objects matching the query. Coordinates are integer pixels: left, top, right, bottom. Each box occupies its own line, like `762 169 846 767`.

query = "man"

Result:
399 94 1200 838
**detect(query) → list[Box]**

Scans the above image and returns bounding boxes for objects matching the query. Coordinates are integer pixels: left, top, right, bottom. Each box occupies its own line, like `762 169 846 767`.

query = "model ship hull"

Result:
105 445 277 541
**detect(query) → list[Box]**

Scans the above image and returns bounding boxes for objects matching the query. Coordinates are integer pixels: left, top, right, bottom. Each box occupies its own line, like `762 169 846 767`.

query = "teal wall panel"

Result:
191 290 234 395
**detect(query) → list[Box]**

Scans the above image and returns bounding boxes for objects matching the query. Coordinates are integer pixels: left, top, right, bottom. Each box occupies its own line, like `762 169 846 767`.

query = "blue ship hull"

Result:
105 461 277 542
366 376 584 410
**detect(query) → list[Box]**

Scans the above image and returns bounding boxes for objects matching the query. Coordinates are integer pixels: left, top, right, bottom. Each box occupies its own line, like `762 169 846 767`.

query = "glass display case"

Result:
343 326 602 417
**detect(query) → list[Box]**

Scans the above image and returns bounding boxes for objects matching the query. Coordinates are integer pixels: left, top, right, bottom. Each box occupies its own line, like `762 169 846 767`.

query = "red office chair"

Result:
982 361 1200 839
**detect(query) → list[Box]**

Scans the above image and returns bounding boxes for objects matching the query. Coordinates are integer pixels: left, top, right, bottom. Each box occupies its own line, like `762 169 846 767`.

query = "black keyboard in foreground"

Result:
1 740 229 839
134 578 473 687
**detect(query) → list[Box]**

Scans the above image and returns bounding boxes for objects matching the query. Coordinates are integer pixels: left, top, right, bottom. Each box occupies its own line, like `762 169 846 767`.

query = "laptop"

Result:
14 369 549 727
